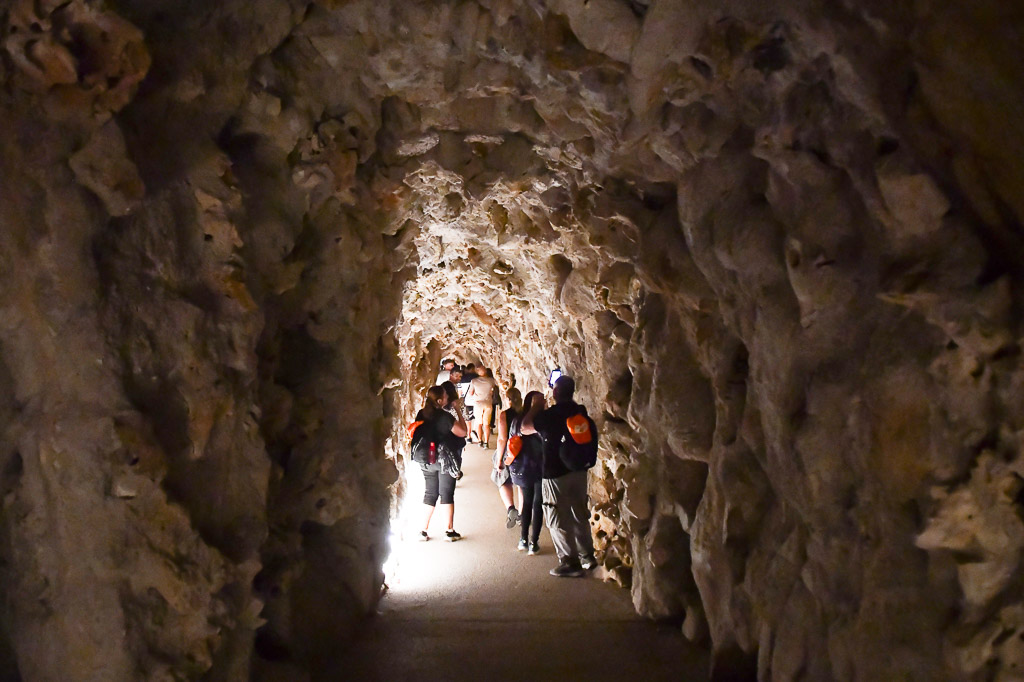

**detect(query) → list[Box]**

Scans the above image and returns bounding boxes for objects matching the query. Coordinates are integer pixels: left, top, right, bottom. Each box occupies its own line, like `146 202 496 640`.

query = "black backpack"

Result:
409 419 438 464
509 424 542 484
558 407 598 471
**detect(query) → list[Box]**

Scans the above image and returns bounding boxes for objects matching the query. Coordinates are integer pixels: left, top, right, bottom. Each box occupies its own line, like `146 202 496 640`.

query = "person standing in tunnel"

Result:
488 368 502 434
415 385 468 541
465 366 498 449
510 390 546 555
492 387 523 530
521 376 597 577
440 381 468 482
450 367 474 442
435 358 455 385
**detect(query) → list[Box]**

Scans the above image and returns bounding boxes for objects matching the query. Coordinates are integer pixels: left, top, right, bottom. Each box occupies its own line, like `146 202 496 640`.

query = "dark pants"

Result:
422 464 456 505
518 481 543 543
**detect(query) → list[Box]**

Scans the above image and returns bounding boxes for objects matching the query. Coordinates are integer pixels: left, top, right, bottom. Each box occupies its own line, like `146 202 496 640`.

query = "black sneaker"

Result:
419 531 429 542
528 542 540 555
445 530 462 542
580 554 597 570
549 561 585 578
505 506 519 529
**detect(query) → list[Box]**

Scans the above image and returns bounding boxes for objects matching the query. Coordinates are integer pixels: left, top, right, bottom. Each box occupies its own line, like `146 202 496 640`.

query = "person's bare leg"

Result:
441 503 455 530
499 482 519 528
475 416 486 445
480 405 494 446
422 504 435 532
498 482 515 510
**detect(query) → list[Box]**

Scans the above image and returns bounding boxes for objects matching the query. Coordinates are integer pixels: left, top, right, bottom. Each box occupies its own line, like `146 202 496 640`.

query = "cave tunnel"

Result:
1 0 1024 680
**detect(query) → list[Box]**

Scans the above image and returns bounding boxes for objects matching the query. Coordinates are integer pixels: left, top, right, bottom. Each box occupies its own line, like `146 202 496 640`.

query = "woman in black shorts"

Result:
418 385 468 541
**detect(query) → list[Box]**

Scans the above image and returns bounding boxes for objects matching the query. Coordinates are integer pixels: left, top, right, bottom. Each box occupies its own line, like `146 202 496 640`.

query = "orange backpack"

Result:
565 413 593 444
503 434 523 466
559 409 598 471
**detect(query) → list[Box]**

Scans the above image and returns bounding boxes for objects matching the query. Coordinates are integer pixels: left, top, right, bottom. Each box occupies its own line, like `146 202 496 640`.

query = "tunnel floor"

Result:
326 442 710 681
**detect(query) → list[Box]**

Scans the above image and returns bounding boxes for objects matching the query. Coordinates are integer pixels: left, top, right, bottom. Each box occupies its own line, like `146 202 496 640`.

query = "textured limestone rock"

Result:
1 0 1023 679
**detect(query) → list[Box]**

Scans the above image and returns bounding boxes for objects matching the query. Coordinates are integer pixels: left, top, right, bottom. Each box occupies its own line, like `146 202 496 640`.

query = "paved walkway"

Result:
329 442 710 681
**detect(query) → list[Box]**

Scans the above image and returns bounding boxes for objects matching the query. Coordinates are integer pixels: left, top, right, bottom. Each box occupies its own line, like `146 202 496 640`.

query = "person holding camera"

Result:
415 385 468 541
521 376 597 577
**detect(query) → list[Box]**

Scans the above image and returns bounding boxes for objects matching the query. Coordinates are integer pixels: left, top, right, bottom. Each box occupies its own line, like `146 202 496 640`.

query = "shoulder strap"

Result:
509 411 522 436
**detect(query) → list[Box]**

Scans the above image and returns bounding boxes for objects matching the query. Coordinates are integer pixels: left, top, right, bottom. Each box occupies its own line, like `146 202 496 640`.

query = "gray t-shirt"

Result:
466 376 497 406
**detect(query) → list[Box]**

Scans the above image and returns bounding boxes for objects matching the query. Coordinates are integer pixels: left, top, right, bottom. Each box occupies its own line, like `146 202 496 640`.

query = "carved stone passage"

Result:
1 0 1023 680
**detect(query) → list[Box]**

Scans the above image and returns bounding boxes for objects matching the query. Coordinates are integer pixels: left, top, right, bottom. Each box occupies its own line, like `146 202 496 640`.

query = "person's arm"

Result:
521 403 544 435
495 410 510 467
450 398 468 438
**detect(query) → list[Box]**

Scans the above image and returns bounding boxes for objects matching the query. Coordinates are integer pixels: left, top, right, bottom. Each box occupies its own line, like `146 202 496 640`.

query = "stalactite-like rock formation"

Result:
1 0 1023 679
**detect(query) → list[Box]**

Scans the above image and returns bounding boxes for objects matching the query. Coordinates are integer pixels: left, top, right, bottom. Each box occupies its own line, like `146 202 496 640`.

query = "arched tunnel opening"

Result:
1 1 1024 680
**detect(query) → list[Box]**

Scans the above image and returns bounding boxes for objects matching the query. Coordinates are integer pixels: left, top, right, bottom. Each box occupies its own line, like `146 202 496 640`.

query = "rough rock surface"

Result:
1 0 1023 680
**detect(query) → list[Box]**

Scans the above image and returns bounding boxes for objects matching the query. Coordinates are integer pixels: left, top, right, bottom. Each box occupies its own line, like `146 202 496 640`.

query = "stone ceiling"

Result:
1 0 1023 679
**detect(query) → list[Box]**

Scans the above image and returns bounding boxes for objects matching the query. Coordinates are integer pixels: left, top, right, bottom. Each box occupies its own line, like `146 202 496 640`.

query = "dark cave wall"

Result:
0 0 1023 680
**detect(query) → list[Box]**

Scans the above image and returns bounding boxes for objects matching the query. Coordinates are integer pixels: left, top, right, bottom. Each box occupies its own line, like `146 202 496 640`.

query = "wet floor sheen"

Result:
330 441 710 681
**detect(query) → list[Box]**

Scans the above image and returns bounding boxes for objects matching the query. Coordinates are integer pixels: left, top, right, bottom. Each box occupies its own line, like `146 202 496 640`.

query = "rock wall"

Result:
1 0 1023 679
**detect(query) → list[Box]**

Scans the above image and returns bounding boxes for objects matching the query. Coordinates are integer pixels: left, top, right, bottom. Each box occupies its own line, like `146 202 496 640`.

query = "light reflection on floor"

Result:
381 455 476 594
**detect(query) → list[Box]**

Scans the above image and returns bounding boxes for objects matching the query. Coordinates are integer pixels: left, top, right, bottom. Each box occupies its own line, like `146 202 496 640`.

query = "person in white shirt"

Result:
435 358 455 385
464 366 499 448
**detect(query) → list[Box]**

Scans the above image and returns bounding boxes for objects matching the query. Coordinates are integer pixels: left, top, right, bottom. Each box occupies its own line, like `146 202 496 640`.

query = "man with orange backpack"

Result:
521 375 598 577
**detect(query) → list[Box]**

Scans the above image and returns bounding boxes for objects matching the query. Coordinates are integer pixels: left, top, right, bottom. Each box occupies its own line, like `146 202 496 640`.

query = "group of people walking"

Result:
410 361 598 578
